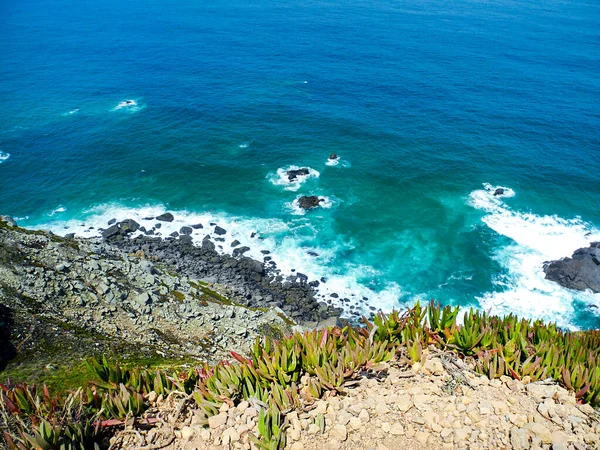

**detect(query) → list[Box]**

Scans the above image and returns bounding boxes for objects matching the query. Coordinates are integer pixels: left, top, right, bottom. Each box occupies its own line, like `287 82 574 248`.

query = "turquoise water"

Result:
0 0 599 328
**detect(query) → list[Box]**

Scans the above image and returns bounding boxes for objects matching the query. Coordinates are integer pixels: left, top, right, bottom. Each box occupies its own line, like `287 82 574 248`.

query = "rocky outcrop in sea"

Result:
543 243 600 293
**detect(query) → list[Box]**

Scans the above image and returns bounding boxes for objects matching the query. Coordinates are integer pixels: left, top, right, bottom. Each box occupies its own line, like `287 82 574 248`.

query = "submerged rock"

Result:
544 243 600 293
493 188 504 196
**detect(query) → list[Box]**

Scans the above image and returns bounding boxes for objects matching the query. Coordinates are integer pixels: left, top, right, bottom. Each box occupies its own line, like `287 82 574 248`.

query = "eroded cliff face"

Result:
0 217 299 385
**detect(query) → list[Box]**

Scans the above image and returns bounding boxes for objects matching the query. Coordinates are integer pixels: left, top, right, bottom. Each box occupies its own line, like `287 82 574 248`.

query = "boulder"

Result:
233 246 250 257
329 153 338 160
191 223 203 229
544 243 600 293
179 235 193 245
202 236 216 252
179 226 193 235
118 219 140 233
156 212 174 222
102 225 121 239
107 218 117 225
493 188 504 196
287 168 310 181
297 196 322 210
231 240 241 247
214 226 227 235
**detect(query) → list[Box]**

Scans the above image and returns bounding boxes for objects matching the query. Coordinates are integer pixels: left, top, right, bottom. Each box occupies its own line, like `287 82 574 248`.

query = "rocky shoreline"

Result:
0 214 344 381
99 215 344 325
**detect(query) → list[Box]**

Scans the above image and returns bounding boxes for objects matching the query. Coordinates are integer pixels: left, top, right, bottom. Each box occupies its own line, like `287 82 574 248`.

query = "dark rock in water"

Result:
139 227 147 233
119 219 140 233
233 246 250 257
169 231 179 238
261 250 270 255
108 218 117 225
102 225 121 239
0 216 17 227
214 237 225 242
143 216 154 220
331 293 339 298
202 235 215 252
296 272 308 282
214 226 227 235
309 280 320 287
210 222 216 226
156 213 174 222
307 251 319 257
329 153 338 160
180 226 193 235
191 223 203 229
179 235 193 245
155 223 162 229
251 232 257 238
145 229 155 236
493 188 505 196
297 195 322 210
287 168 310 181
231 240 241 247
65 233 75 239
320 277 327 283
544 243 600 293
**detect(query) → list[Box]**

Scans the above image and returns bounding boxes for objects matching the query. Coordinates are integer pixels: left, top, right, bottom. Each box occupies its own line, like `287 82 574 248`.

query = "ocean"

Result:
0 0 598 329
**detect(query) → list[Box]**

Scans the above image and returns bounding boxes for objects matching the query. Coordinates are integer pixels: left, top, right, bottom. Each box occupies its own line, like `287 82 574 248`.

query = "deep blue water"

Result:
0 0 599 328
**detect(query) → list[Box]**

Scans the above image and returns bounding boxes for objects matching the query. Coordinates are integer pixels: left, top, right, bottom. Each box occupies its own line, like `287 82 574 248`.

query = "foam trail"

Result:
47 206 67 217
33 203 402 317
469 183 600 329
267 165 320 192
0 151 10 163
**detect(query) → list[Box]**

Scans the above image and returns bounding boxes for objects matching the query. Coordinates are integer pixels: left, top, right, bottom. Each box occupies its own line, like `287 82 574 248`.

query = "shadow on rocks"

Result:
0 304 16 371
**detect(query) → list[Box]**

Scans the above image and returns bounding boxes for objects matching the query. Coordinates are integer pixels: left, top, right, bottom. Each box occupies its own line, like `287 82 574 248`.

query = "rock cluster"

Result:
111 354 600 450
544 243 600 293
101 220 343 324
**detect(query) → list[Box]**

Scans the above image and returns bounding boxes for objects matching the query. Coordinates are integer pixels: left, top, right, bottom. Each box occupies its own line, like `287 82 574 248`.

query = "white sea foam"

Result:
112 99 143 113
239 143 250 149
267 165 320 192
47 206 67 217
469 183 600 329
0 151 9 163
325 157 339 166
35 202 402 317
62 109 79 116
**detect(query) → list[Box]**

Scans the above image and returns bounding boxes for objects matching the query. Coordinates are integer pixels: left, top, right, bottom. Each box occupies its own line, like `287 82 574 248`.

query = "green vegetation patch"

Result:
2 301 600 450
